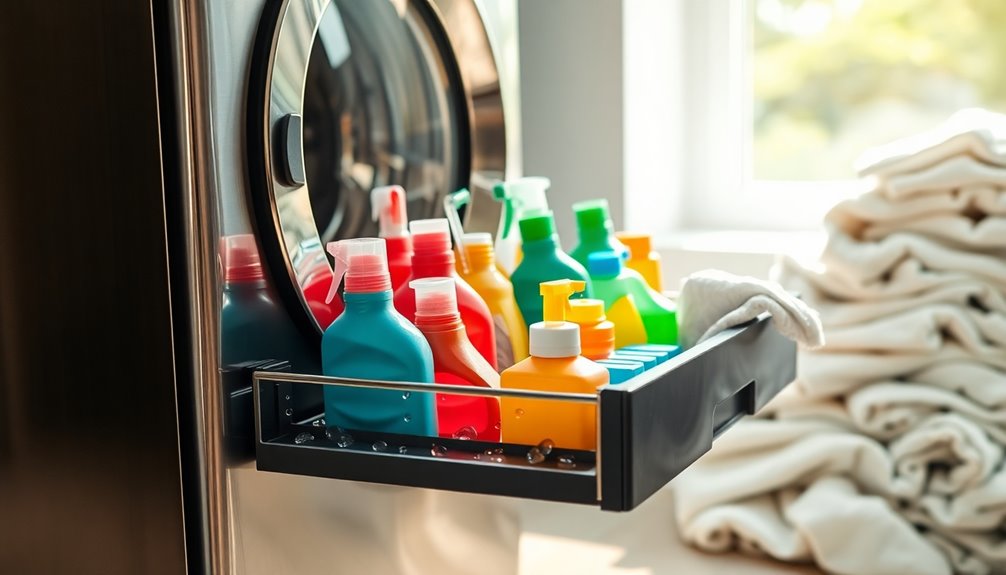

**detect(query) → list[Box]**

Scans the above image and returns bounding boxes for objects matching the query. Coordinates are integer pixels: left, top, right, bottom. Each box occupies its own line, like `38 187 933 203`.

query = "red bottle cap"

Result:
325 238 392 302
220 234 264 283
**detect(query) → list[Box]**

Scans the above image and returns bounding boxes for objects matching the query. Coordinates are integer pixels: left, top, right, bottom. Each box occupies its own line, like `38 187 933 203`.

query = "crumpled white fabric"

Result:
676 269 825 349
673 111 1006 575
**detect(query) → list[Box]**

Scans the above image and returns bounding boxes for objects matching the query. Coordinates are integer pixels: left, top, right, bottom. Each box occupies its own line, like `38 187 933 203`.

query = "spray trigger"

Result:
539 279 586 325
325 241 348 304
443 188 471 274
370 185 408 238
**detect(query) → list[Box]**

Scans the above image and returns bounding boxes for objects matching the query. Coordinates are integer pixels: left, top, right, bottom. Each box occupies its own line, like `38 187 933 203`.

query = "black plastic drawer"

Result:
252 314 795 511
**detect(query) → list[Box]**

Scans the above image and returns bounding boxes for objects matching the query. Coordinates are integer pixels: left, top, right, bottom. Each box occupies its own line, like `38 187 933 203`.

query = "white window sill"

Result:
651 228 826 288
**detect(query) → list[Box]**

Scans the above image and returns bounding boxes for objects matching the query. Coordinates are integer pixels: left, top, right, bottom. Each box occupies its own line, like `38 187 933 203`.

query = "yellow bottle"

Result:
615 232 663 292
457 232 529 369
501 280 609 451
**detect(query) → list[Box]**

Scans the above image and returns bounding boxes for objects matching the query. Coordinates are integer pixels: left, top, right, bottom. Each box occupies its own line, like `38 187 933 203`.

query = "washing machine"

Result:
164 0 520 572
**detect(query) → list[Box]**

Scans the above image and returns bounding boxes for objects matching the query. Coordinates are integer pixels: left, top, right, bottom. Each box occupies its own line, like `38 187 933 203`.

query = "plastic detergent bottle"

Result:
371 185 413 292
566 299 615 360
457 232 529 369
510 211 592 326
321 238 436 435
410 277 501 441
569 199 628 269
585 252 647 348
220 234 319 373
394 219 498 369
588 251 678 345
501 280 608 451
492 177 551 275
615 232 663 292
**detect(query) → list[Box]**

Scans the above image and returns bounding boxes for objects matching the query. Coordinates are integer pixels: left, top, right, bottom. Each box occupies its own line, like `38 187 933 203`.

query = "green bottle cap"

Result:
518 211 556 242
573 199 611 231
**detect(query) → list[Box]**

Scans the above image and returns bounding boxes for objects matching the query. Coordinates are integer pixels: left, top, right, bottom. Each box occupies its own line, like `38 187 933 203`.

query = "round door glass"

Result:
302 0 466 246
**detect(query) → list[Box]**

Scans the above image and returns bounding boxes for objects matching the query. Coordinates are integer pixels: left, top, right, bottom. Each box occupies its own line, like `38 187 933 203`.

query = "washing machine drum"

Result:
251 0 506 333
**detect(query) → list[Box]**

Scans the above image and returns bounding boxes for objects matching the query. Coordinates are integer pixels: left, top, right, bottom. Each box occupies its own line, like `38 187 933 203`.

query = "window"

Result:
641 0 1006 232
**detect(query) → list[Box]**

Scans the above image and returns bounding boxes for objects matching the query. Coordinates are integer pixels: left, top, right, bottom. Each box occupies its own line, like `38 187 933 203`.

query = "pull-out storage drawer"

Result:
251 314 795 511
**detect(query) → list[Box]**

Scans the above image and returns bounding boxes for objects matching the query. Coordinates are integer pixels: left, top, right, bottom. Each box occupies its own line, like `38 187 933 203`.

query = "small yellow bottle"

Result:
615 232 663 292
501 280 609 451
457 232 529 369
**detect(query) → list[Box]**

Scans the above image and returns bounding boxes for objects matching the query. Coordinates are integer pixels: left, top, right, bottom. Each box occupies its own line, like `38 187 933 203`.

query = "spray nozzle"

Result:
540 279 586 326
492 177 551 240
443 188 471 274
325 238 390 304
371 185 408 238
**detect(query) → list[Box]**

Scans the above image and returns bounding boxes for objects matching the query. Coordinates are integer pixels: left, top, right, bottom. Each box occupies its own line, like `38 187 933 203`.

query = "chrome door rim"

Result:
249 0 507 336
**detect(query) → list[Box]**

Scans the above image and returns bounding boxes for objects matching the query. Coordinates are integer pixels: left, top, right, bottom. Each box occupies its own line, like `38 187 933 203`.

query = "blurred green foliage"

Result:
753 0 1006 180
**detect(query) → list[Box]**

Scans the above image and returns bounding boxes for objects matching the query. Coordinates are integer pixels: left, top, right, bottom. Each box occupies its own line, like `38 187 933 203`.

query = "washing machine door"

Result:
250 0 507 334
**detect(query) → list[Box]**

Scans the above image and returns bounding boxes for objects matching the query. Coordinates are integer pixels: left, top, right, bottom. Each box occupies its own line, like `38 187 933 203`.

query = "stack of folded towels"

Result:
671 109 1006 575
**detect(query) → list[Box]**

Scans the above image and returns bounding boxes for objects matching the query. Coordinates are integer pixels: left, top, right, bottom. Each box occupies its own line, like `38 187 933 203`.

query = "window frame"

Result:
643 0 862 233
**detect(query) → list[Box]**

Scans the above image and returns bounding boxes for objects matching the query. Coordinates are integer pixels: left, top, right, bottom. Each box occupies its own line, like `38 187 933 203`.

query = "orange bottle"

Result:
567 299 615 360
457 232 529 370
615 232 663 292
501 280 609 450
411 277 501 441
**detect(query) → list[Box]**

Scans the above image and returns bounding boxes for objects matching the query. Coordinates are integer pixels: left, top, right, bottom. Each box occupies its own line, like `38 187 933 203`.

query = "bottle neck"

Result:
224 279 267 293
411 250 456 278
343 290 394 312
415 315 464 333
522 235 560 254
462 243 495 271
577 227 612 244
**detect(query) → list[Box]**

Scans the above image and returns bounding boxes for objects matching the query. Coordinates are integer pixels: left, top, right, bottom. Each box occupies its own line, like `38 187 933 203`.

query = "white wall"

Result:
517 0 624 247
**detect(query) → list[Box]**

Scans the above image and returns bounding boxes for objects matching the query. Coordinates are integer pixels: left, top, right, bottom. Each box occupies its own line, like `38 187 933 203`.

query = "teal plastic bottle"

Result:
510 211 592 326
588 251 679 344
220 234 319 373
569 199 628 269
321 238 437 435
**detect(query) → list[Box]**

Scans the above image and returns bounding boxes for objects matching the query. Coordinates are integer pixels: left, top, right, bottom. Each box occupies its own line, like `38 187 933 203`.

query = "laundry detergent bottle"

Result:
411 277 501 441
501 280 608 451
394 219 498 369
510 211 592 326
569 199 628 268
615 232 663 292
457 232 529 369
492 177 551 275
321 238 436 435
371 185 413 292
589 251 678 345
220 234 320 372
584 251 647 348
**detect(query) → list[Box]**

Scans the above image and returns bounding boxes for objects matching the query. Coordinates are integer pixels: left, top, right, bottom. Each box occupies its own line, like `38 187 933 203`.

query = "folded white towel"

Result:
828 186 1006 233
820 227 1006 291
791 280 1006 328
855 108 1006 178
821 304 1006 354
860 214 1006 251
673 418 954 575
798 345 1006 399
676 269 825 349
914 467 1006 531
883 155 1006 200
847 382 1006 444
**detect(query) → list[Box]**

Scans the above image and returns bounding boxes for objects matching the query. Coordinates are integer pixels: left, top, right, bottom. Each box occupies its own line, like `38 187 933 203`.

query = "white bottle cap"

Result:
529 321 581 358
409 218 450 236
